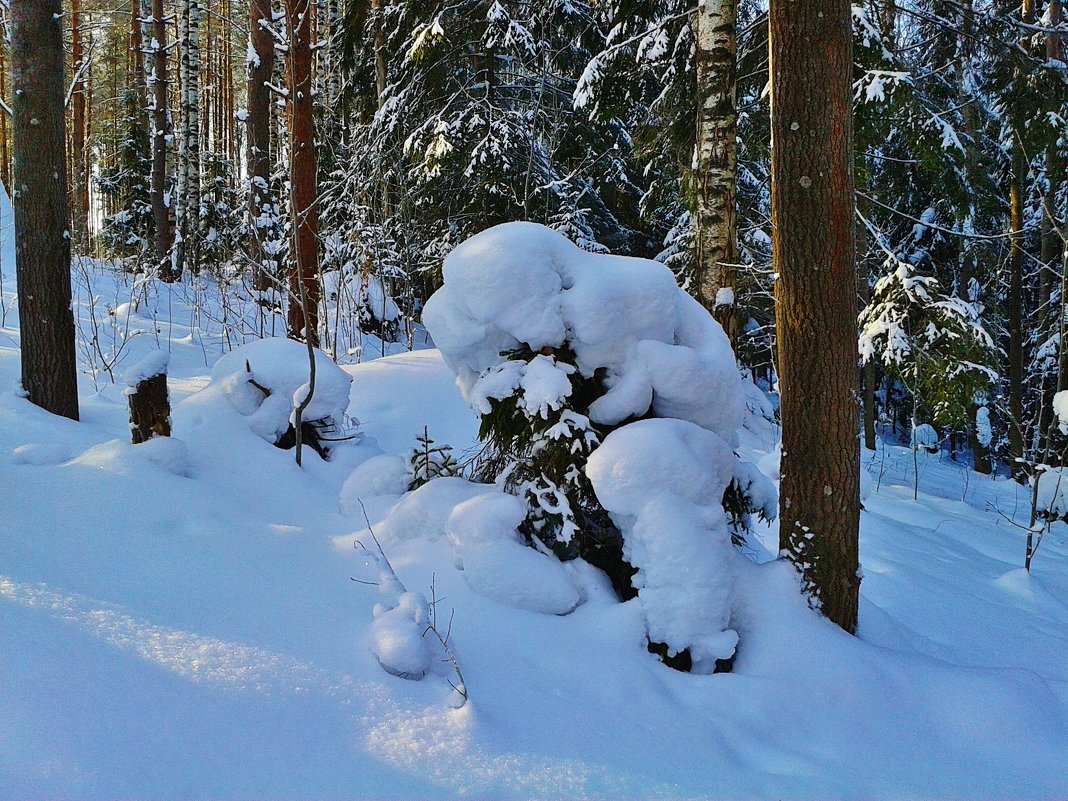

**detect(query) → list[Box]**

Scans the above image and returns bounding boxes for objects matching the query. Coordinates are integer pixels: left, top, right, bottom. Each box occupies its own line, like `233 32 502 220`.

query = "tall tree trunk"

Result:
771 0 860 632
0 40 9 193
12 0 79 421
70 0 89 250
693 0 739 343
247 0 275 291
372 0 387 108
174 0 201 279
149 0 173 273
1043 0 1064 338
286 0 320 346
1005 0 1035 468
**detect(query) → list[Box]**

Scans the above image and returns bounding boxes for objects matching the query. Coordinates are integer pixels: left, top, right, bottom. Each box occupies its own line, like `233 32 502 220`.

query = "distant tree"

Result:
149 0 173 274
286 0 321 346
11 0 79 420
771 0 860 632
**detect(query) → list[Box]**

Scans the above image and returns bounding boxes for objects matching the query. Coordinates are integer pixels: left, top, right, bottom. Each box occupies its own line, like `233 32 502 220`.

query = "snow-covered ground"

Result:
3 243 1068 798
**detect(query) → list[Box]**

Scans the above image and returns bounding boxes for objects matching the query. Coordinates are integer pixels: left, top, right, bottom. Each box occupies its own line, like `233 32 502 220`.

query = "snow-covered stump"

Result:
126 351 171 444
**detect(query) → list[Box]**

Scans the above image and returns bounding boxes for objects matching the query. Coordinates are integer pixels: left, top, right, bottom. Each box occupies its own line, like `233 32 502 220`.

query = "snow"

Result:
1036 468 1068 520
588 419 739 671
911 422 939 452
123 349 170 389
1054 390 1068 435
446 492 580 615
3 255 1068 800
423 222 742 440
976 405 993 446
212 337 352 442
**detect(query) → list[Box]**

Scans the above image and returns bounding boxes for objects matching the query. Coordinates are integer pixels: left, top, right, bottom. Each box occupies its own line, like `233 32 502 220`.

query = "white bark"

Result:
175 0 202 275
693 0 739 340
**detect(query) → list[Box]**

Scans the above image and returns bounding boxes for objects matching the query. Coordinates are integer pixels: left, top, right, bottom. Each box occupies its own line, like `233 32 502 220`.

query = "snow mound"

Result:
446 493 580 615
338 476 497 550
70 437 190 478
587 418 740 672
11 442 72 466
1036 468 1068 521
340 454 411 518
211 337 352 443
135 435 191 477
912 423 939 453
370 590 435 679
423 222 742 440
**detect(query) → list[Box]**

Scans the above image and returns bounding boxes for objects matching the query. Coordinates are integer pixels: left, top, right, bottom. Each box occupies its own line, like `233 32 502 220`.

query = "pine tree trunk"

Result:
286 0 320 346
771 0 860 633
693 0 739 342
247 0 275 291
150 0 173 273
12 0 79 421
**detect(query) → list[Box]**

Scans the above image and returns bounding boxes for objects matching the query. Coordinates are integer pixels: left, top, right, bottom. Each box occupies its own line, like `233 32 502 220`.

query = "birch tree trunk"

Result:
771 0 861 633
149 0 173 274
12 0 79 420
70 0 89 250
286 0 321 347
1 42 10 192
693 0 739 343
173 0 202 279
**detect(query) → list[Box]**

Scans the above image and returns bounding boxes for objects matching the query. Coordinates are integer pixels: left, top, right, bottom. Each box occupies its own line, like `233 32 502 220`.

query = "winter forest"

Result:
1 0 1067 796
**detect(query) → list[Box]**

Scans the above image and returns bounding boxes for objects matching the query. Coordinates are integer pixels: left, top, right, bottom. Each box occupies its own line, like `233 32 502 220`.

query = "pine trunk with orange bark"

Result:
771 0 861 633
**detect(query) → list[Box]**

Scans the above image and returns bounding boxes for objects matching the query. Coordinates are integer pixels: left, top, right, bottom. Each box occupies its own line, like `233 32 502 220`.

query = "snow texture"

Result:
912 423 939 452
123 350 170 389
446 491 580 615
1054 391 1068 435
1036 468 1068 520
587 418 740 671
211 337 352 442
423 222 742 440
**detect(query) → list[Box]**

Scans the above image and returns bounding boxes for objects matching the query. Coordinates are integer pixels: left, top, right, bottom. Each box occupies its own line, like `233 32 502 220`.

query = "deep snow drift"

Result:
3 235 1068 799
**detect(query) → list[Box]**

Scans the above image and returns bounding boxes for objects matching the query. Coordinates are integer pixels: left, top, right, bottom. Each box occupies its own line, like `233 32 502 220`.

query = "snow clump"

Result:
446 492 580 615
423 222 742 440
587 419 741 671
211 337 352 445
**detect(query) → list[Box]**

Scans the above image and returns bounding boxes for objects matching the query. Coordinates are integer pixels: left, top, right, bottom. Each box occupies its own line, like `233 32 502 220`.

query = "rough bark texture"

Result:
286 0 321 347
150 0 173 273
129 371 171 443
771 0 860 633
12 0 79 421
693 0 739 343
247 0 275 290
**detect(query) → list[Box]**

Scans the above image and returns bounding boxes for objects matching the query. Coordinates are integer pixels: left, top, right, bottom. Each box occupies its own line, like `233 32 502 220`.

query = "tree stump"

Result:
128 371 171 443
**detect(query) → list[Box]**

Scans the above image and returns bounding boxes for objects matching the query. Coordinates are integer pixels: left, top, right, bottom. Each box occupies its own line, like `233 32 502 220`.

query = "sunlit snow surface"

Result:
3 245 1068 798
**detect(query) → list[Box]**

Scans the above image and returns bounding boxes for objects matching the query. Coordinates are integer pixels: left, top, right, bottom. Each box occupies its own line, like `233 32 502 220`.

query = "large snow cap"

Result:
422 222 743 440
211 337 352 442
